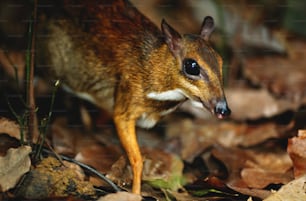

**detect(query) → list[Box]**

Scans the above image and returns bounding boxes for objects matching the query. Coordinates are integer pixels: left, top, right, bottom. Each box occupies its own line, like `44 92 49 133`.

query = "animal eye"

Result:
183 58 200 76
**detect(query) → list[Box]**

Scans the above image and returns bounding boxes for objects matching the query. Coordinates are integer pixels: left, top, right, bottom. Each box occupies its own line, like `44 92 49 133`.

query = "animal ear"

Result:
200 16 215 41
161 19 183 57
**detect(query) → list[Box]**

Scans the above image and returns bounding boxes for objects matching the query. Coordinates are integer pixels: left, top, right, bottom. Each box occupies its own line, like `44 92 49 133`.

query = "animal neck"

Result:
142 41 182 92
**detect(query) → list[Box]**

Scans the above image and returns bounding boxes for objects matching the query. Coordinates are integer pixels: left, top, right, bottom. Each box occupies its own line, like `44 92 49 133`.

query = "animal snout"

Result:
214 99 231 119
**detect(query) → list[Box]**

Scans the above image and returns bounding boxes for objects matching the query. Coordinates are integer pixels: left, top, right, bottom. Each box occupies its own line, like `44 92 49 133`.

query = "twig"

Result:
6 99 27 145
26 0 38 144
35 80 60 160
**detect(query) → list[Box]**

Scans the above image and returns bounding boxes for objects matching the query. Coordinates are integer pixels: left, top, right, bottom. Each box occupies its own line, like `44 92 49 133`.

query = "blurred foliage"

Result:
283 0 306 36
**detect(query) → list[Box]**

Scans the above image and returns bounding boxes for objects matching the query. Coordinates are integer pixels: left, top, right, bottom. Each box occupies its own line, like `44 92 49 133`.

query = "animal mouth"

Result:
201 99 231 119
200 101 216 116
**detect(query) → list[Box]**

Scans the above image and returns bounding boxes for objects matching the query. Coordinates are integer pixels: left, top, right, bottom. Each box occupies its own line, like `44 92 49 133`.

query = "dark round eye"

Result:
183 58 200 76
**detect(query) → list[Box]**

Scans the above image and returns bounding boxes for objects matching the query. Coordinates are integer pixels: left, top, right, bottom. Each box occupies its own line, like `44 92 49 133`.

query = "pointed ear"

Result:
200 16 215 41
161 19 183 57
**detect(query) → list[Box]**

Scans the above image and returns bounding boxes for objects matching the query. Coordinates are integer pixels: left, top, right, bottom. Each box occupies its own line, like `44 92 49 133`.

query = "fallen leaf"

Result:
51 117 86 154
166 118 213 162
212 144 293 198
227 184 272 200
241 169 292 189
225 88 297 120
0 134 20 156
243 38 306 103
107 148 185 191
245 148 293 174
107 156 131 188
142 148 184 191
287 130 306 177
212 145 249 182
263 174 306 201
0 117 21 140
166 117 292 162
75 145 121 174
216 121 292 148
97 191 142 201
51 117 110 155
0 145 31 192
185 176 241 200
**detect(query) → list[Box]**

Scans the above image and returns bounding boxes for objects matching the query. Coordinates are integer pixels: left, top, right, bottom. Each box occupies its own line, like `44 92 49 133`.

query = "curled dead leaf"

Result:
142 148 184 191
107 148 184 191
212 145 293 198
166 117 292 162
0 134 20 156
225 88 297 120
97 191 142 201
0 145 31 192
263 175 306 201
287 130 306 178
243 39 306 104
75 145 121 174
0 118 21 140
241 168 292 189
166 118 212 162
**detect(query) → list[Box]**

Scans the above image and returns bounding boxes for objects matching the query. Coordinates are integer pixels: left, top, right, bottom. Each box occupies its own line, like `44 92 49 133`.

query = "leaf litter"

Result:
0 145 31 192
2 44 306 201
1 1 306 201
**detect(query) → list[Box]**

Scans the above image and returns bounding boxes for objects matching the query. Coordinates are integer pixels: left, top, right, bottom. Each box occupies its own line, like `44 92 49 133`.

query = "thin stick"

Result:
27 0 38 143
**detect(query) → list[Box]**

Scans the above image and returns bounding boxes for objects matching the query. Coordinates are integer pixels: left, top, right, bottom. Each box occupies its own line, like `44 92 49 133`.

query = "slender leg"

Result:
114 115 143 194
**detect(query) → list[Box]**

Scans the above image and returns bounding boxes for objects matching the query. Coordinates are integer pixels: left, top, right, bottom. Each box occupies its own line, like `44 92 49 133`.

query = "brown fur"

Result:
37 0 229 194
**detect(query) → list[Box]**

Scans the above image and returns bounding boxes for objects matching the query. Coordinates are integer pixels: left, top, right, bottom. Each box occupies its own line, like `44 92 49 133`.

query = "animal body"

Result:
37 0 231 194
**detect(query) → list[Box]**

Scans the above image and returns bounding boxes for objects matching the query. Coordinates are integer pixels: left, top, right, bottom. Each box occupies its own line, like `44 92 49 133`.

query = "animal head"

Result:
160 16 231 118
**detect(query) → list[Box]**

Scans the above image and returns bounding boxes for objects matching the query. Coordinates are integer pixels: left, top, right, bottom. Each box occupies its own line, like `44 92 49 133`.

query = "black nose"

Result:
214 100 231 118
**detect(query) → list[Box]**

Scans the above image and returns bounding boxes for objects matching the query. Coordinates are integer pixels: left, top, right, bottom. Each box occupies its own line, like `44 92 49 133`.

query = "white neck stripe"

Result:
146 89 187 101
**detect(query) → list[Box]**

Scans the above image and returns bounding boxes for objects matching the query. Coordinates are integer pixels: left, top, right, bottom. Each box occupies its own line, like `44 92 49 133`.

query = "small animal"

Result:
37 0 231 194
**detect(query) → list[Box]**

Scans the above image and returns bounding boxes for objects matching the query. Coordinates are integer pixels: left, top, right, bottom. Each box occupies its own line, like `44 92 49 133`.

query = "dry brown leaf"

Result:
107 156 131 187
243 39 306 104
166 118 214 162
287 130 306 178
0 134 20 156
227 184 272 200
0 145 31 192
225 88 297 120
212 145 272 199
212 145 293 198
107 148 184 191
244 149 292 173
241 169 292 189
166 118 292 162
51 117 83 154
216 121 292 148
75 145 121 173
263 174 306 201
97 191 142 201
0 118 21 140
51 117 105 155
142 148 184 191
212 145 249 180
